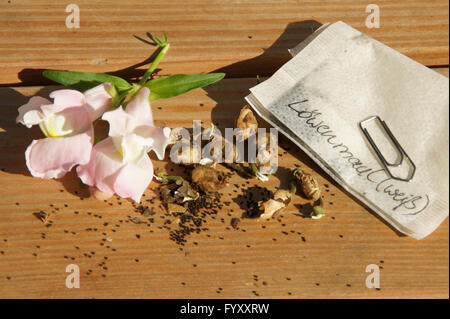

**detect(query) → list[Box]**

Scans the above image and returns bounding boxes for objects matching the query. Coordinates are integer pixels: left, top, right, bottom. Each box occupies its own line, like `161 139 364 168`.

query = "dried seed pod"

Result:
259 199 286 219
168 128 202 165
292 168 321 201
167 203 187 214
216 131 245 165
201 125 223 166
175 145 202 165
160 185 177 204
235 105 258 140
259 189 292 219
174 180 200 202
255 132 278 175
273 189 292 202
191 165 228 192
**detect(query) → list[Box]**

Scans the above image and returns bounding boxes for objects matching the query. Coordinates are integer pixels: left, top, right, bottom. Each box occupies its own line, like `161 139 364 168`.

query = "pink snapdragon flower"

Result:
76 87 171 203
16 83 113 179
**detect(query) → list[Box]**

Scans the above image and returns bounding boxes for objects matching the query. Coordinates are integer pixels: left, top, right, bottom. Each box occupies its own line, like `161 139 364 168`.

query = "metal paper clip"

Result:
359 116 416 182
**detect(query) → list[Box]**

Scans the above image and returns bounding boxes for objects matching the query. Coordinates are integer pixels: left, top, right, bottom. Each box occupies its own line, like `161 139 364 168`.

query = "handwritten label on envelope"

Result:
246 22 449 239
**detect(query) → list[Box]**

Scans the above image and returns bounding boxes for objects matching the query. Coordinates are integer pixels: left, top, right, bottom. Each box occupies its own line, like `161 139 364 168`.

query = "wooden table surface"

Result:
0 0 448 299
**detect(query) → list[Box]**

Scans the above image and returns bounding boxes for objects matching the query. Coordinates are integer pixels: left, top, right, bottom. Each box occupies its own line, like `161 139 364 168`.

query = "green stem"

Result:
288 168 297 195
155 171 184 183
139 43 170 85
311 205 325 219
250 163 259 175
223 163 254 178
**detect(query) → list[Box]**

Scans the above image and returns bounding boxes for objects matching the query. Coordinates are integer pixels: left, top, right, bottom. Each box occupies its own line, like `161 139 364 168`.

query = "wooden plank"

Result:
0 0 448 85
0 70 448 298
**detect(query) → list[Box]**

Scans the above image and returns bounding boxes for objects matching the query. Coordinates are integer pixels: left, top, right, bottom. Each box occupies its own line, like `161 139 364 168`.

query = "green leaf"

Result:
145 73 225 101
42 70 132 93
153 36 163 47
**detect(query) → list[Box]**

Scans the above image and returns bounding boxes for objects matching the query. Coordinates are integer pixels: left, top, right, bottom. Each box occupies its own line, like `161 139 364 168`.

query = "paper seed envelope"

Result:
246 21 449 239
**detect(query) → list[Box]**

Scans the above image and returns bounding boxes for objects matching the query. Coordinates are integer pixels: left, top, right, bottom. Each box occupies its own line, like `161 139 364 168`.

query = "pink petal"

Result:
84 83 113 121
44 89 86 115
16 96 50 128
134 126 171 160
113 155 153 202
76 137 153 202
77 137 123 195
125 87 154 126
102 106 134 137
25 129 93 179
57 105 91 133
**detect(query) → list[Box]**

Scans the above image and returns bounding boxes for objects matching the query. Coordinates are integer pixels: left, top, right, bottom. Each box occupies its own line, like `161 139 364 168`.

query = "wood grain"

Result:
0 71 448 298
0 0 448 85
